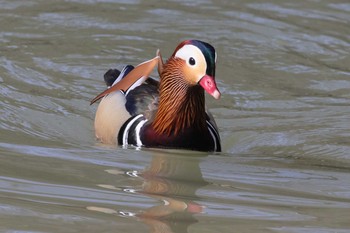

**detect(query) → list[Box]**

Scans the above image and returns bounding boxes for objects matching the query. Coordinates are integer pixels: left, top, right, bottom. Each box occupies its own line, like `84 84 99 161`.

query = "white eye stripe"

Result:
175 44 206 72
174 44 208 83
175 45 203 67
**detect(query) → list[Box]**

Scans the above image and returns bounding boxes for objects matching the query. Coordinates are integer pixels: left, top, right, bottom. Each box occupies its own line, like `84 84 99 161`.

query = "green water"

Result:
1 0 350 232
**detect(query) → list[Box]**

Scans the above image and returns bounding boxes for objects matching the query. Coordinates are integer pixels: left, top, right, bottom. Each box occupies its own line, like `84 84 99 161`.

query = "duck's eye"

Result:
189 57 196 66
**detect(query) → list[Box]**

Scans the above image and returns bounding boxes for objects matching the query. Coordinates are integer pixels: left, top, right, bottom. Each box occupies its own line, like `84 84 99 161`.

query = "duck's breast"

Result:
141 124 220 152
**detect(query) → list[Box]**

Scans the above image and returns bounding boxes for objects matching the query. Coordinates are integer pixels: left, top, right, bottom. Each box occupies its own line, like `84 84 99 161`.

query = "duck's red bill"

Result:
199 75 221 99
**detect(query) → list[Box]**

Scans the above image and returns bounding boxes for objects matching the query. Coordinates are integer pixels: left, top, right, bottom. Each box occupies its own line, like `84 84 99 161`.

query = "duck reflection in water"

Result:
87 149 209 233
136 151 208 233
89 151 209 233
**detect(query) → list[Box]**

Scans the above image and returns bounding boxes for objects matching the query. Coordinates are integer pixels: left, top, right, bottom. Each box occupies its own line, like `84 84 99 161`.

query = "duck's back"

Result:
94 66 159 144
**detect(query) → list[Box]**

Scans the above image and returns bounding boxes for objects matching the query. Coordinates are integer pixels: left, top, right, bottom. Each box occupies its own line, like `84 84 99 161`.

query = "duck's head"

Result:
170 40 220 99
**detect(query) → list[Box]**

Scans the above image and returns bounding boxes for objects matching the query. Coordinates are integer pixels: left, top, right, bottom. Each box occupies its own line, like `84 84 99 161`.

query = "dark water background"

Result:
1 0 350 232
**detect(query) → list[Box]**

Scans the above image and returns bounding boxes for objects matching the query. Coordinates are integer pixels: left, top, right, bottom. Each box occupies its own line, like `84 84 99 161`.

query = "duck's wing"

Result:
125 78 159 119
103 65 134 87
98 64 160 118
90 55 160 105
156 49 164 75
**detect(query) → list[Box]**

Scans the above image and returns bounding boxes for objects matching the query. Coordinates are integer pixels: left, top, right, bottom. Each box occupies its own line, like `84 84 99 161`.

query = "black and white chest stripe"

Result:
206 120 221 152
118 114 148 147
118 115 221 151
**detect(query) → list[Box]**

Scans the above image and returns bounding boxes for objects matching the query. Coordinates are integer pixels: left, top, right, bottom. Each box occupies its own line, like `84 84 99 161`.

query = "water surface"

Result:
1 0 350 232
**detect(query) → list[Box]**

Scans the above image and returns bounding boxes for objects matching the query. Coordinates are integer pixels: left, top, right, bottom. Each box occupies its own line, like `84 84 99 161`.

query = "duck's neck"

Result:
151 61 207 136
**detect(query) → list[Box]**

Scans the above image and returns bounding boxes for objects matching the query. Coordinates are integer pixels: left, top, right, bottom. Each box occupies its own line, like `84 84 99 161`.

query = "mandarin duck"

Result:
91 40 221 152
